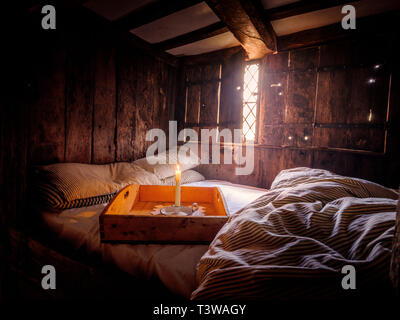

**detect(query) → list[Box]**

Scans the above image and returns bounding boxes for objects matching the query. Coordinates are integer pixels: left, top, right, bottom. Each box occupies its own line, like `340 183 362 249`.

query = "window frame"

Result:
242 59 261 144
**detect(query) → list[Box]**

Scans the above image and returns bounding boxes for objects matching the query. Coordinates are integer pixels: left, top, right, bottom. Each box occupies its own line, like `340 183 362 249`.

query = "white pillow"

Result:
162 170 205 186
134 147 200 179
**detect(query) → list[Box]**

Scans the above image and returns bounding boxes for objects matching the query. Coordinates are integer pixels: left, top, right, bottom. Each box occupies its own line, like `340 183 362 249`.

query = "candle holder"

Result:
160 203 199 216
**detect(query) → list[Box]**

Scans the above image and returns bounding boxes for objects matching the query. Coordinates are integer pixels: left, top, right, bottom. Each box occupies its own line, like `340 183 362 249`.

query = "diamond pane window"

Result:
242 63 260 142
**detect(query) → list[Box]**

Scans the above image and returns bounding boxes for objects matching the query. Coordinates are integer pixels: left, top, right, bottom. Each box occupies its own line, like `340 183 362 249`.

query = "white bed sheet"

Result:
40 180 268 298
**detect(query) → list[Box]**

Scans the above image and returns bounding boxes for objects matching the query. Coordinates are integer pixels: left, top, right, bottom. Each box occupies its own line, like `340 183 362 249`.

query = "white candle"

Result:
175 164 181 207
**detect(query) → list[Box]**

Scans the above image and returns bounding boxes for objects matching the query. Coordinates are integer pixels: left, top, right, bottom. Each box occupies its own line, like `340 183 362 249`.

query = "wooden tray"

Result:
99 185 229 243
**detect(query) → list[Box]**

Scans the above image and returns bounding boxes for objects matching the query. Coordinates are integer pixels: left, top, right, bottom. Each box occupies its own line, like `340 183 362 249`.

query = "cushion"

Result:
34 162 161 209
161 170 205 186
134 147 200 179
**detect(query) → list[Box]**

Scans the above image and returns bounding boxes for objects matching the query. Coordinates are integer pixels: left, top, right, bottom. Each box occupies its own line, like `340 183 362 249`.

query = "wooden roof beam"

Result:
265 0 358 21
276 10 399 51
114 0 203 31
206 0 277 59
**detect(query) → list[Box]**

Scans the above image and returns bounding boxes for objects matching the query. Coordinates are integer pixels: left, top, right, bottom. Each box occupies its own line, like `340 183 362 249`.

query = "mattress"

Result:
39 180 268 298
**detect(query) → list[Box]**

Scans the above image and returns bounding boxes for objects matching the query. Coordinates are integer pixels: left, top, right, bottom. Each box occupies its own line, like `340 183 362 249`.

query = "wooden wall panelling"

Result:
314 66 389 152
260 72 287 126
185 65 202 132
3 91 29 226
315 38 390 153
154 60 168 133
260 125 284 146
29 47 66 164
314 69 350 123
258 148 284 188
181 31 398 189
219 50 245 130
197 146 313 189
175 65 187 133
1 7 180 232
289 47 319 71
319 40 354 67
234 146 262 187
65 40 94 163
116 45 137 162
312 149 385 186
285 48 317 148
166 65 178 128
283 125 313 148
348 67 389 125
197 161 238 185
92 44 116 164
199 64 221 127
313 127 385 153
264 51 289 73
196 145 263 187
257 148 312 188
285 70 317 124
259 52 288 145
3 26 35 227
134 53 155 159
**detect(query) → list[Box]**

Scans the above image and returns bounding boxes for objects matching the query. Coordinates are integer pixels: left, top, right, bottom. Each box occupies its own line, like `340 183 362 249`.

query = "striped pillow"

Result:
33 162 161 210
37 182 116 210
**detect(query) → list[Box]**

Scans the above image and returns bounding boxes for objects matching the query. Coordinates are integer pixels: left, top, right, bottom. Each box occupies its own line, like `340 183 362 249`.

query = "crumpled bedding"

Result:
191 167 398 300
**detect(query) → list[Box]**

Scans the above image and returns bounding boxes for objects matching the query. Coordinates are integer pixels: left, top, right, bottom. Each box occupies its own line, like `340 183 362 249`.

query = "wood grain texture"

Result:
100 185 228 243
29 48 66 164
206 0 275 58
134 53 154 159
199 64 221 126
93 46 116 164
219 50 246 130
286 70 316 124
259 72 287 125
187 31 398 190
289 47 319 71
312 149 385 185
116 45 137 162
65 45 94 163
1 8 178 227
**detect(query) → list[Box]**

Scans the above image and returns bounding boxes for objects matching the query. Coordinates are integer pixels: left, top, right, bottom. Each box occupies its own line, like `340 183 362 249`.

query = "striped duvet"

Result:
191 167 399 300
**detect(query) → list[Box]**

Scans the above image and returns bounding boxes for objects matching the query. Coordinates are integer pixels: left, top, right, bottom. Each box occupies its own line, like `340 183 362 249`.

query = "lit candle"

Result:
175 164 181 207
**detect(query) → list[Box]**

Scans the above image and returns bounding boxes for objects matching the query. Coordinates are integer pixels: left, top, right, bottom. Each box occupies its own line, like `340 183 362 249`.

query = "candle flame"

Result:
176 164 181 172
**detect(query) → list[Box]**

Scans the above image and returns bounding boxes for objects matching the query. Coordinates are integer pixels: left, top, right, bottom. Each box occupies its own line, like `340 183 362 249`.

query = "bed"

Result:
38 178 268 298
33 160 398 300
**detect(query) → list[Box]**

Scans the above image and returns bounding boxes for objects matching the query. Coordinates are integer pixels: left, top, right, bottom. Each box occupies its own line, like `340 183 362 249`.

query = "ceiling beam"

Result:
277 22 350 51
114 0 203 31
265 0 358 21
154 22 228 51
276 9 399 51
206 0 277 59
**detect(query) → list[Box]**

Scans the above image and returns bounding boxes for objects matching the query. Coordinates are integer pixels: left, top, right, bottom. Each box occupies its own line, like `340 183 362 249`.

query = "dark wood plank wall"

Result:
177 47 245 132
1 9 177 225
182 35 399 189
